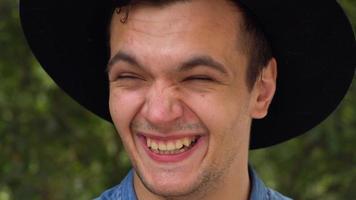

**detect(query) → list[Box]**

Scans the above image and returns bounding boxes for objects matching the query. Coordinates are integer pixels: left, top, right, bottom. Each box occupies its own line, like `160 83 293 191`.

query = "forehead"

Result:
117 0 237 30
109 0 246 70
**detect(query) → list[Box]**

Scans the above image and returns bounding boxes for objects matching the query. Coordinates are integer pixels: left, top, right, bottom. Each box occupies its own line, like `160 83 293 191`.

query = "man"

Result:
20 0 355 199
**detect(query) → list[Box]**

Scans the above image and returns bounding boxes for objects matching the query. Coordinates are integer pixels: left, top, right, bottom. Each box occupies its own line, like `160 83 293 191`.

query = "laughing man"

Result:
20 0 355 199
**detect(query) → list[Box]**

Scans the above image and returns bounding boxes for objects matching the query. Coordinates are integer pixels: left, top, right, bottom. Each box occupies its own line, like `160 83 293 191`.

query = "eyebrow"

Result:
107 51 143 73
178 55 228 75
107 51 228 75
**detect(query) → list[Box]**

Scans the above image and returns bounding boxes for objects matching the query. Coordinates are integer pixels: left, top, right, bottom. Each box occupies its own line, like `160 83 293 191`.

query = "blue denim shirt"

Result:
95 168 292 200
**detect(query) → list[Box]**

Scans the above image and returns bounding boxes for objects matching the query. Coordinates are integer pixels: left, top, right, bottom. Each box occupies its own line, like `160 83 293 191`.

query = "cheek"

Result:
193 91 248 125
189 90 250 146
109 89 145 133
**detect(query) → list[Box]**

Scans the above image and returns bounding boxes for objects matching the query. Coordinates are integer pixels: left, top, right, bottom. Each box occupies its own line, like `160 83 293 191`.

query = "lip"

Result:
138 133 203 141
138 134 206 163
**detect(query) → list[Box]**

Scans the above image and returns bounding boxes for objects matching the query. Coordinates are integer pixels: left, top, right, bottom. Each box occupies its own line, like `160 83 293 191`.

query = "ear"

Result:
250 58 277 119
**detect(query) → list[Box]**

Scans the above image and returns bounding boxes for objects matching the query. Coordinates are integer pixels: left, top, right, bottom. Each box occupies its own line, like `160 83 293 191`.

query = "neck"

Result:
134 160 250 200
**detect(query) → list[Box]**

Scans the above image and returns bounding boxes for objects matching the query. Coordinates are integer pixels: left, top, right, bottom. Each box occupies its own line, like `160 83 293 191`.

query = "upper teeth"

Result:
146 137 197 151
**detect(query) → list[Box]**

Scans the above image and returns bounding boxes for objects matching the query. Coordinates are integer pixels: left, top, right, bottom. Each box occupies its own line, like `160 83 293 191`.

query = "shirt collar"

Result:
248 165 269 200
111 166 271 200
123 170 138 200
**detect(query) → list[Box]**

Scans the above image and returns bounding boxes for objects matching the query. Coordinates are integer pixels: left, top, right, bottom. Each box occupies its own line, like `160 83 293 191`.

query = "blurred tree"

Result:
0 0 355 199
0 0 130 199
250 1 356 199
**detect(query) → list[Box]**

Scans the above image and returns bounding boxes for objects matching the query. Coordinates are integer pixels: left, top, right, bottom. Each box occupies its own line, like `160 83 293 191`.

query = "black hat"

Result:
20 0 356 149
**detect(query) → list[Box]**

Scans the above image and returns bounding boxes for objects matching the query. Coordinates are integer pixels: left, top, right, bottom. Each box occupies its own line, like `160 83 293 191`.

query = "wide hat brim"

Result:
20 0 356 149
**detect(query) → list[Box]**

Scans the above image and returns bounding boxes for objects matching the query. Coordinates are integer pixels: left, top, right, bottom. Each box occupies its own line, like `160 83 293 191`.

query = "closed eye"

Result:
184 75 215 82
118 75 139 79
116 73 143 80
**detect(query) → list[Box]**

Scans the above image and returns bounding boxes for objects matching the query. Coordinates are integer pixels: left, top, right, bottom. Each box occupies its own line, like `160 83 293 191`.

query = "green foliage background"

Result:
0 0 355 199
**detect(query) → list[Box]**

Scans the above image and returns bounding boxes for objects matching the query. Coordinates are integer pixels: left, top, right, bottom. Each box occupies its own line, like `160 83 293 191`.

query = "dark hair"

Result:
112 0 273 90
233 1 273 90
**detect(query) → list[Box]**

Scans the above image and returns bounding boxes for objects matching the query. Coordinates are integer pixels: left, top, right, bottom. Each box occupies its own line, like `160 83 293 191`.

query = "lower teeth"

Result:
151 147 188 154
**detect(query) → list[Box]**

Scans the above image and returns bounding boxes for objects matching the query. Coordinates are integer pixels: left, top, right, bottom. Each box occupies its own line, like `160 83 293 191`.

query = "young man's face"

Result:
108 0 276 198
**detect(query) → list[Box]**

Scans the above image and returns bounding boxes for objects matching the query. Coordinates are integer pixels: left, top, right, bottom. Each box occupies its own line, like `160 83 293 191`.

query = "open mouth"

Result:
146 136 200 155
138 134 204 162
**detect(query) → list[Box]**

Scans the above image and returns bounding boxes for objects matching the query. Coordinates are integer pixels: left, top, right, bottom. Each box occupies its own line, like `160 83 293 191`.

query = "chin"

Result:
146 177 200 198
137 168 205 198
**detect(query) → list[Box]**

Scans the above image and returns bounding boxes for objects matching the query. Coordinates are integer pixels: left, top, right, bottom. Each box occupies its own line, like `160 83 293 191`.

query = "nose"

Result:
141 81 184 129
